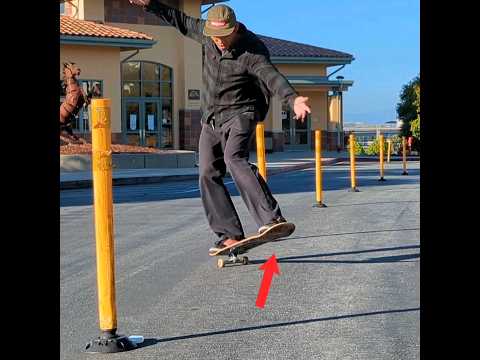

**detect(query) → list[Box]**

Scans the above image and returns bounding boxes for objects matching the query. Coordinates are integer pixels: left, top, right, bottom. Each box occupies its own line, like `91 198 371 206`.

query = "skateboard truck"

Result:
217 250 249 268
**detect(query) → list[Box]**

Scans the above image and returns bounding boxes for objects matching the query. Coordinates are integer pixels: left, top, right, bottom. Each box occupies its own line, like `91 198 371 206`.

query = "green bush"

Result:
348 136 365 155
365 137 388 156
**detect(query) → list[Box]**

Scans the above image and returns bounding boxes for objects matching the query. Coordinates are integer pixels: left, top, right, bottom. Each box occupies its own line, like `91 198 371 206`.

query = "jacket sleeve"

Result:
247 52 298 111
145 0 206 44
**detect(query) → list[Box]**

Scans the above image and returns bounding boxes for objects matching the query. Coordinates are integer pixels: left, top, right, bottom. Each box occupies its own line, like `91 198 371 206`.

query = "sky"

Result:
202 0 419 124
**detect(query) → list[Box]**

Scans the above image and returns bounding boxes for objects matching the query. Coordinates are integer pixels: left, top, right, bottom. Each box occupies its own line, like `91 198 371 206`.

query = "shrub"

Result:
365 137 388 156
348 136 365 155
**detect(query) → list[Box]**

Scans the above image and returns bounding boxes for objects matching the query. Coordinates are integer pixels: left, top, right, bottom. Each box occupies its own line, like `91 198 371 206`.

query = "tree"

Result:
410 83 420 142
396 75 420 137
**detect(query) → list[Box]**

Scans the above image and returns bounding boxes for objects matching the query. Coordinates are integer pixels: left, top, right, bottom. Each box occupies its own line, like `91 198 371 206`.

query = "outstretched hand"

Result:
293 96 312 122
129 0 150 6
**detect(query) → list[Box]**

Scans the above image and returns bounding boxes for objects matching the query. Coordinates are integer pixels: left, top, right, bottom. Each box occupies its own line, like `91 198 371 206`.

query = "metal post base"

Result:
402 171 408 175
313 202 327 208
378 177 386 181
85 330 136 353
349 187 360 192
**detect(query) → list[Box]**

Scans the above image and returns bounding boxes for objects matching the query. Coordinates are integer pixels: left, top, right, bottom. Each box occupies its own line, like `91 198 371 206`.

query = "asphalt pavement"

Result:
60 161 420 359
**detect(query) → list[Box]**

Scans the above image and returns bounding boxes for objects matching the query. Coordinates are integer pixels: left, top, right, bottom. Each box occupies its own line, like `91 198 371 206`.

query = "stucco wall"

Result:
60 45 122 133
275 63 327 76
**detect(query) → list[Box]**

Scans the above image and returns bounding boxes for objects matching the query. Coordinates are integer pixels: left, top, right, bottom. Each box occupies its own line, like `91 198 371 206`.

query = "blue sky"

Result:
202 0 419 124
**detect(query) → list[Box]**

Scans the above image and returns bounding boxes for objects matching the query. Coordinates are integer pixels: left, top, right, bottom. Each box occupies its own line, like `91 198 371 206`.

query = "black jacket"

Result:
145 0 298 126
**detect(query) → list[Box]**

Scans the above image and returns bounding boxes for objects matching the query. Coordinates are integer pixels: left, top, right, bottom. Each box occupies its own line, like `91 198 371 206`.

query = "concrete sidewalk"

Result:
60 150 419 190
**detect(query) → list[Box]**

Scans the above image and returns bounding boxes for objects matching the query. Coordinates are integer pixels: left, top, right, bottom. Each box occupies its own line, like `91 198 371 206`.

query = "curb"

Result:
60 174 199 190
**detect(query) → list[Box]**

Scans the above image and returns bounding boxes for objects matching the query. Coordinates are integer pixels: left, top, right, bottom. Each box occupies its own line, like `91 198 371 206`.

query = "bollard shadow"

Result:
325 200 419 207
134 338 161 350
287 227 420 240
245 243 420 266
140 308 419 345
276 252 420 265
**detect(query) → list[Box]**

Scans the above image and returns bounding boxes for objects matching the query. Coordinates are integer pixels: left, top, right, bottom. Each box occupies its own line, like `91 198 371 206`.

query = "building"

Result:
60 0 354 152
344 120 402 147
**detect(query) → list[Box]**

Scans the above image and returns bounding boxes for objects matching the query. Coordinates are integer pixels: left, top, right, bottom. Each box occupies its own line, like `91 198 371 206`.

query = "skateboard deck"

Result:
209 222 295 268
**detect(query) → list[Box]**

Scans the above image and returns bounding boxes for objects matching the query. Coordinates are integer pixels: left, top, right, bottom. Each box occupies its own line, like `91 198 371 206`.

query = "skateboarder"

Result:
129 0 311 253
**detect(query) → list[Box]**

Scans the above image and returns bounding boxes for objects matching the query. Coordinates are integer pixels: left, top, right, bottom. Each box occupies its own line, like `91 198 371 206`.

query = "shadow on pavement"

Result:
247 243 420 265
144 308 419 345
288 228 420 240
275 252 420 264
324 200 419 207
134 338 162 350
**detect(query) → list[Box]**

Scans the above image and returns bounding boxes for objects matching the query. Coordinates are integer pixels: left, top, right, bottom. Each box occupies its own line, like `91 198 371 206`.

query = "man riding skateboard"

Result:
129 1 311 254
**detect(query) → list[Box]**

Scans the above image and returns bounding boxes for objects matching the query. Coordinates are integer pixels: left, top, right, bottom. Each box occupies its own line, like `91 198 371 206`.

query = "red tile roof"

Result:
258 34 353 59
60 15 153 40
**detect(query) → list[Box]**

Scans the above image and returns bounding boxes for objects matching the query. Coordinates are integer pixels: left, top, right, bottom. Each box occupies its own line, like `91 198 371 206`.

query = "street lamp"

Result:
336 76 344 151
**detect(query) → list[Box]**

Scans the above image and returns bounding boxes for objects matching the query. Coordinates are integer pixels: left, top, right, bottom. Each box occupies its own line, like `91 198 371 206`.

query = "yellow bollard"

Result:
256 122 267 181
378 134 386 181
402 136 408 175
313 130 326 208
349 134 359 192
85 99 135 353
387 139 392 163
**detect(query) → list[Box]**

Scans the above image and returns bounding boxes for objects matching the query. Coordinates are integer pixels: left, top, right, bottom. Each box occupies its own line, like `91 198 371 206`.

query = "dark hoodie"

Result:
145 0 298 126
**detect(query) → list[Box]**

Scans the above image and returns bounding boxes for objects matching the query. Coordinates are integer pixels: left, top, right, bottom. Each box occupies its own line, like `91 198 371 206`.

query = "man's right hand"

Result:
129 0 151 6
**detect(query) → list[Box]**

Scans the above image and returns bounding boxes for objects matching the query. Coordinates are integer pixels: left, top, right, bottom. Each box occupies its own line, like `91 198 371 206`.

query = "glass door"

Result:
125 101 142 146
144 101 160 147
282 105 311 150
124 100 161 147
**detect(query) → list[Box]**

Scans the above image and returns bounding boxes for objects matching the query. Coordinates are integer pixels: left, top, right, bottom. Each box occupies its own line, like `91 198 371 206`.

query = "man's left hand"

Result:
293 96 311 122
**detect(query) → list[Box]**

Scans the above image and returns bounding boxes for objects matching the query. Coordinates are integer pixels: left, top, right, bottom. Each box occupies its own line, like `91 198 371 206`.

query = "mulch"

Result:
60 143 173 155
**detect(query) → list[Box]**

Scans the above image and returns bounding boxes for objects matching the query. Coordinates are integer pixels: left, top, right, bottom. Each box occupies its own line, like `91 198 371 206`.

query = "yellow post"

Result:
86 99 135 353
387 139 392 163
256 122 267 181
349 134 359 192
379 134 386 181
402 136 408 175
313 130 326 208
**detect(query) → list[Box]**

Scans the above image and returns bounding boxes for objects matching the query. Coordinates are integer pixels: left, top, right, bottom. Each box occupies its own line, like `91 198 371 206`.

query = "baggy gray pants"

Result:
198 111 283 246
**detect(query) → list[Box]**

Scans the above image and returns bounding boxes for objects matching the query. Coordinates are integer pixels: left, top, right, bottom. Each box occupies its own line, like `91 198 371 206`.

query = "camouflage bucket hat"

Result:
203 5 237 37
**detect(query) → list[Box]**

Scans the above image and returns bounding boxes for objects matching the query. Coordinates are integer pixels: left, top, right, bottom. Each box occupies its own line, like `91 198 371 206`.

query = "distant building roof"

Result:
344 122 401 132
258 34 354 64
202 0 229 4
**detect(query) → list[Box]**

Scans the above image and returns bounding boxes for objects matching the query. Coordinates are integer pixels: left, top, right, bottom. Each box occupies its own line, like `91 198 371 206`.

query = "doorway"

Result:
124 100 165 147
282 105 311 150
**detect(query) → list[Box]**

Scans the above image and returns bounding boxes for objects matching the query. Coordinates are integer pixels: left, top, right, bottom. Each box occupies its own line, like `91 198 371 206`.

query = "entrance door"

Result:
282 107 311 150
124 100 161 147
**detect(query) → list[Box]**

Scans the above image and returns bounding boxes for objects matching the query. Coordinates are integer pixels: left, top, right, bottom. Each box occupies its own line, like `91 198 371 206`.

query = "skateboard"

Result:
209 222 295 268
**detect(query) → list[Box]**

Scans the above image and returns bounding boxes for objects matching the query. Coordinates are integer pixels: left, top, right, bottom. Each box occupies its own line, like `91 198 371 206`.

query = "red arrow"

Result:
256 254 280 308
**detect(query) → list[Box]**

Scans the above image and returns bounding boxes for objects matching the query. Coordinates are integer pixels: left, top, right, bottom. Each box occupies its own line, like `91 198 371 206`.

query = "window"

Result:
60 3 65 14
81 80 103 99
59 78 103 133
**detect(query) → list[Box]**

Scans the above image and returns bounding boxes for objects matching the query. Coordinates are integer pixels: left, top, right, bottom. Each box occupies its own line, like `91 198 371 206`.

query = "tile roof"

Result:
60 15 153 40
258 34 353 59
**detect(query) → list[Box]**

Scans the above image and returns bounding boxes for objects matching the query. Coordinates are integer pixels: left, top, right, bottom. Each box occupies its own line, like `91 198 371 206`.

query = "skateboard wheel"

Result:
242 257 249 265
217 259 225 268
